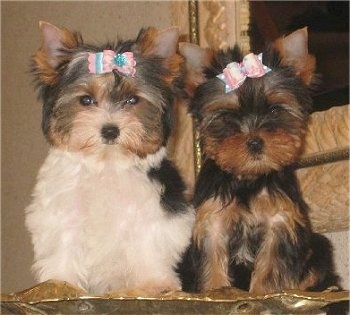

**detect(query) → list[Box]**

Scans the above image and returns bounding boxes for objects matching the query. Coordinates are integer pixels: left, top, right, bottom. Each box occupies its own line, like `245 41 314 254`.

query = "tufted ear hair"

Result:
179 42 213 96
273 27 316 85
136 26 183 86
136 26 179 58
32 21 82 85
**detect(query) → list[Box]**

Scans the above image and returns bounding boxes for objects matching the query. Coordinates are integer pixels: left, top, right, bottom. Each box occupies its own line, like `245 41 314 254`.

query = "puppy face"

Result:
181 28 315 176
42 67 167 157
32 22 183 157
194 66 311 176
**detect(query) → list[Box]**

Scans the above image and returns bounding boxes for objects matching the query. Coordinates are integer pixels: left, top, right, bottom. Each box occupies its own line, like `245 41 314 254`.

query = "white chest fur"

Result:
25 148 194 294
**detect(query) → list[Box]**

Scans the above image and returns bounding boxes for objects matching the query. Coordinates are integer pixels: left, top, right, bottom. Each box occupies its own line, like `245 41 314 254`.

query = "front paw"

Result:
249 271 297 295
139 279 182 295
109 281 181 297
201 273 231 292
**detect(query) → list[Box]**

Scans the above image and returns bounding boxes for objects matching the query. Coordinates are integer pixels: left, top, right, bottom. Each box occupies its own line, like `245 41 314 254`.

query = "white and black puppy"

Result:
26 21 194 295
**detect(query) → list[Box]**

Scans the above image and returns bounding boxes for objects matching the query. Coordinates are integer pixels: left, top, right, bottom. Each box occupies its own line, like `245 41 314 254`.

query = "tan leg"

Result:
194 198 237 291
249 195 308 295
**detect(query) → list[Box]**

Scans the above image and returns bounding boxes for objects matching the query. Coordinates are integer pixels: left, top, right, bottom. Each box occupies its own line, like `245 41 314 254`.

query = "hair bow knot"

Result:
88 50 136 77
217 53 271 93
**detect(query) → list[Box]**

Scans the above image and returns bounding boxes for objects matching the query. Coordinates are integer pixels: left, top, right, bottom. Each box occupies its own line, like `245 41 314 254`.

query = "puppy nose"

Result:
247 137 264 154
101 125 120 141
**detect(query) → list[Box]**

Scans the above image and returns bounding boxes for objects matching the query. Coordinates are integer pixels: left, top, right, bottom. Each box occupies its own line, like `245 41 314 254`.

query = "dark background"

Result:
249 1 349 112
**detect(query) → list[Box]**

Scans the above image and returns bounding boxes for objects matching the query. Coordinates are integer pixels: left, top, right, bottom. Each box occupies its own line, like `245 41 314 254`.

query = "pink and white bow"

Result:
217 53 271 93
88 50 136 77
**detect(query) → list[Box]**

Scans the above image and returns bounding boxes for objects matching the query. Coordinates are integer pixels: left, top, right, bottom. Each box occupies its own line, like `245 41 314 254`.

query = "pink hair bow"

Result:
88 50 136 77
217 53 271 93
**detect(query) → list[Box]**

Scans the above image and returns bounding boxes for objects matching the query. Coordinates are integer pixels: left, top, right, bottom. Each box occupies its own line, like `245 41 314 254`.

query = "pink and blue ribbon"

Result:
217 53 271 93
88 50 136 77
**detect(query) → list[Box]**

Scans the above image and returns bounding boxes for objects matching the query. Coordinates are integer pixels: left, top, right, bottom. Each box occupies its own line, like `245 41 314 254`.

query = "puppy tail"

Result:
303 233 341 291
291 232 348 315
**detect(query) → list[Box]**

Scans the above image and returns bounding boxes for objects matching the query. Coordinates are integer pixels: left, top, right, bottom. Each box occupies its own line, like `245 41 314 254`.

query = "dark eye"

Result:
80 95 97 106
125 96 139 106
269 105 283 115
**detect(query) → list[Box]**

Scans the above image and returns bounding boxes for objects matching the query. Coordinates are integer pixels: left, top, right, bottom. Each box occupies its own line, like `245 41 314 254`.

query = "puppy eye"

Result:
269 105 283 114
125 96 139 106
80 95 97 106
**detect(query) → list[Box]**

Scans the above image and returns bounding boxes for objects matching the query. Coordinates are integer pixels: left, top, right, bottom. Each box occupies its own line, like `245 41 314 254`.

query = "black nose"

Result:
247 137 264 154
101 125 120 141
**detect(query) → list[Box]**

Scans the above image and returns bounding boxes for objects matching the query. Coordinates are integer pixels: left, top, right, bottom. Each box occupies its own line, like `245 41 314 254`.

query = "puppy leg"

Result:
194 198 232 291
249 197 310 294
199 233 231 291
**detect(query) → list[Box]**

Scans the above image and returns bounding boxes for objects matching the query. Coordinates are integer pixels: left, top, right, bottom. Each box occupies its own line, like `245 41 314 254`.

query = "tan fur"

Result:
179 44 214 97
298 270 319 291
194 198 235 290
195 189 310 293
203 128 303 176
34 25 81 85
162 54 183 86
131 102 164 157
33 51 58 85
273 28 316 86
182 27 332 295
137 27 160 56
249 194 308 294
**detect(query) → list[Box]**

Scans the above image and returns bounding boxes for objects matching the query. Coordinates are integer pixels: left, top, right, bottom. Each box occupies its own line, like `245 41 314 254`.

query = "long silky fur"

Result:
179 31 342 308
27 24 194 294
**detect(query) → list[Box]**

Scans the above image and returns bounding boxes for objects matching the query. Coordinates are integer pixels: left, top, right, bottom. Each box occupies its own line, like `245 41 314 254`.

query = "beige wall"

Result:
1 1 179 293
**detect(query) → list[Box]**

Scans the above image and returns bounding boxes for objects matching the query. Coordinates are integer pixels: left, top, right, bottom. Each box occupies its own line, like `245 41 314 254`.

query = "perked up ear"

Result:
152 27 180 58
179 42 213 96
137 27 179 58
137 27 183 86
274 27 316 85
32 21 82 85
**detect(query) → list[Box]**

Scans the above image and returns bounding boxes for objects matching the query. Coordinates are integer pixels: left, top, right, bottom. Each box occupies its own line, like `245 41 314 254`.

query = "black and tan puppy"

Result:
179 28 341 296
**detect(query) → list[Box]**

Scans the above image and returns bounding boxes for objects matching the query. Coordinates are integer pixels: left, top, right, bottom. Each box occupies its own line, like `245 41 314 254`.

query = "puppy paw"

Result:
140 279 181 295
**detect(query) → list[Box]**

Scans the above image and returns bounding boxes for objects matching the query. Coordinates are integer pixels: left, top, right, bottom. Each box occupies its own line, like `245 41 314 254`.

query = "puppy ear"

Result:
137 27 183 86
274 27 315 85
179 43 213 96
137 27 179 58
153 27 180 58
32 21 82 85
